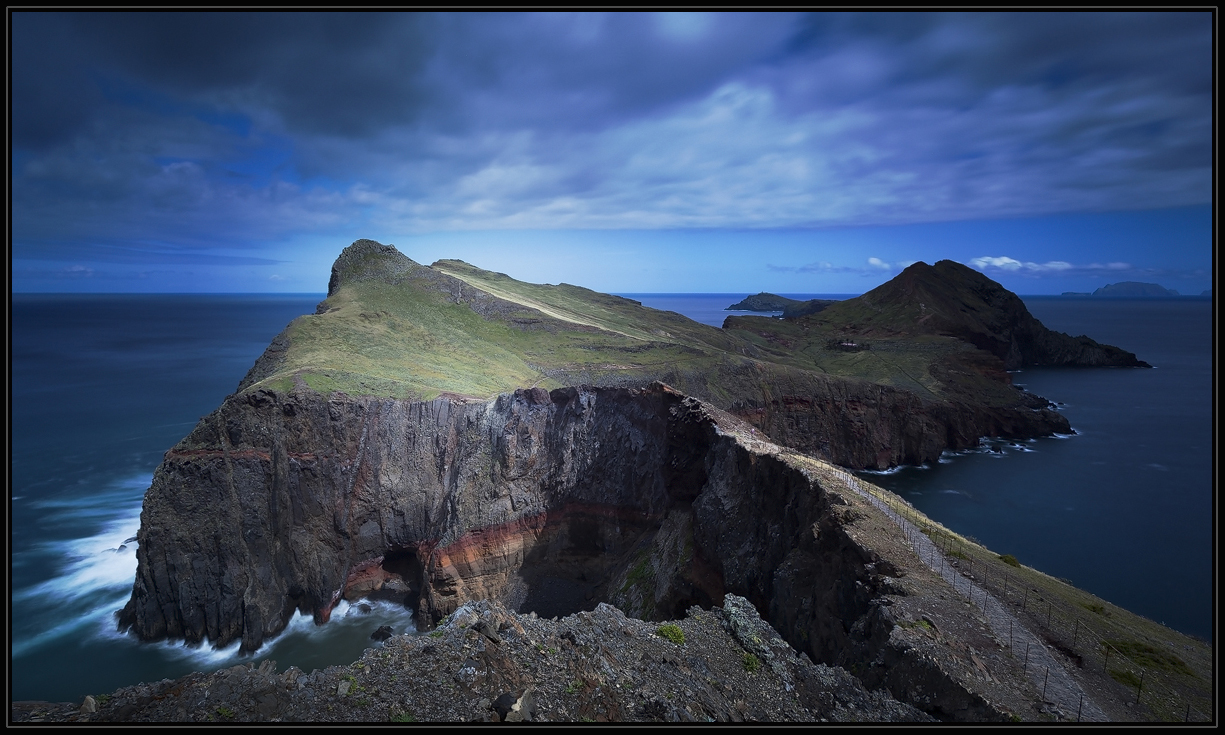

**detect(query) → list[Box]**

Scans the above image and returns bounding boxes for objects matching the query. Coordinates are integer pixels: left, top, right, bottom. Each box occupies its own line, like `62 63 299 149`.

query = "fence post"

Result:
1042 667 1049 702
1103 646 1110 673
1009 620 1013 652
1077 694 1083 722
1135 669 1144 704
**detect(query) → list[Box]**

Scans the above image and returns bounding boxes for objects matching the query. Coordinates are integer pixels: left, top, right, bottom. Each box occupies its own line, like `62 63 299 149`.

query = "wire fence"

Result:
829 468 1213 724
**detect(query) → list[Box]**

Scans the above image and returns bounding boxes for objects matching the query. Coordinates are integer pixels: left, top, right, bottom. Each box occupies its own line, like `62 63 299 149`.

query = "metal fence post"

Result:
1042 667 1049 702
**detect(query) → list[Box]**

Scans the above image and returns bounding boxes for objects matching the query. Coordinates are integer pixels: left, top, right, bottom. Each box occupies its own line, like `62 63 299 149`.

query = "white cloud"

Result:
970 256 1136 277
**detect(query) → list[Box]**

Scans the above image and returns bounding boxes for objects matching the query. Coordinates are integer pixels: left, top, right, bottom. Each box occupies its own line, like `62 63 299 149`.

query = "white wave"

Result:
12 474 147 657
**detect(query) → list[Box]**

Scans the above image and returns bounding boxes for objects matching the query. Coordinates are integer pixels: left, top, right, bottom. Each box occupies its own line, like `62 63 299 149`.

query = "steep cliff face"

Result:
120 384 858 645
720 373 1069 469
120 381 1034 719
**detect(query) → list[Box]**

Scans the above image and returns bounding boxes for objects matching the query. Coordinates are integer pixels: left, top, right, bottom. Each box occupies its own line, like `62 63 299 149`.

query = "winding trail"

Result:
829 468 1109 723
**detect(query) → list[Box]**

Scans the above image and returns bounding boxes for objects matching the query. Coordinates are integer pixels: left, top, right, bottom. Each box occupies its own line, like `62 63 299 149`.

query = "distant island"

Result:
1062 282 1180 297
725 292 804 311
724 292 840 319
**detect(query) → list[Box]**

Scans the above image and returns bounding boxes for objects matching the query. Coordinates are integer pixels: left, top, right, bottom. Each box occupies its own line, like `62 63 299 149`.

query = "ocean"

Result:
9 292 1212 703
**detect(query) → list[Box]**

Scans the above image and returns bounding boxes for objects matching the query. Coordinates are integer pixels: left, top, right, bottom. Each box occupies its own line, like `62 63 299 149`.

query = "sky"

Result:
9 11 1214 295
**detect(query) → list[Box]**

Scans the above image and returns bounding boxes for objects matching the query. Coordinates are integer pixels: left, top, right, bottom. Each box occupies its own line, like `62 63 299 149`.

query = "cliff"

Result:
111 240 1158 721
117 382 1060 720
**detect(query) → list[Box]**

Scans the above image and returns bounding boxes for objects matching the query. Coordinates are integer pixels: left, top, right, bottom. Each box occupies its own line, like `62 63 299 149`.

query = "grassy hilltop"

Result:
242 241 1134 416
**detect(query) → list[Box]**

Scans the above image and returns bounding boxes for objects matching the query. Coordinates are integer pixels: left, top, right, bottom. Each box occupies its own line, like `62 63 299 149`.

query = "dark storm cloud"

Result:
10 11 1213 265
12 12 439 144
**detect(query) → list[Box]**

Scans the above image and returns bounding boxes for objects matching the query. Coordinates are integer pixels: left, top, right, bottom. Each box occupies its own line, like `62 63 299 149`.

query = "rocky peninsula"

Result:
18 240 1172 723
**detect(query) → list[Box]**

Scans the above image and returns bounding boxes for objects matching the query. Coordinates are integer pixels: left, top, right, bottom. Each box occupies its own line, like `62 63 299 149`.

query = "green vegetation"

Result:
999 554 1021 567
742 653 761 673
565 679 584 695
429 630 444 638
390 711 417 722
656 624 685 645
238 243 1050 419
1110 669 1143 688
1081 602 1110 616
215 705 234 719
1104 640 1193 676
342 674 364 696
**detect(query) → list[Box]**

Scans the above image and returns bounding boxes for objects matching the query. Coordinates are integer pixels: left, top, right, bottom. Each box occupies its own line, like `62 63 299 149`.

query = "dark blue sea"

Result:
9 293 1213 703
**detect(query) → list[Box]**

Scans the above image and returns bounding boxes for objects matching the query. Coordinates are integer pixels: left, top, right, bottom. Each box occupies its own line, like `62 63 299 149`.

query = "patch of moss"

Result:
998 554 1021 567
742 653 761 673
656 624 685 645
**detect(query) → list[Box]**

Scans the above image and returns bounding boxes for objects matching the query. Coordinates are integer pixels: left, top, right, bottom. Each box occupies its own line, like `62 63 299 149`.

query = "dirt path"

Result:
830 469 1109 722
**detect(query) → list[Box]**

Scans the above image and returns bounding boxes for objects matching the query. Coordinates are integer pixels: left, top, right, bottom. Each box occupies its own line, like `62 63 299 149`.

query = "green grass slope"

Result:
240 241 1134 412
241 241 778 402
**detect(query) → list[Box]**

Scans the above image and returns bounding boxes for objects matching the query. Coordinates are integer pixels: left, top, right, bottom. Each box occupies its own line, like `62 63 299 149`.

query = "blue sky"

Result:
10 12 1213 295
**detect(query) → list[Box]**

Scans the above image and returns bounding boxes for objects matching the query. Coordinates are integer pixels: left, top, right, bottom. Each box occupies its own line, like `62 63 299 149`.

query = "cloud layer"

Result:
10 12 1213 295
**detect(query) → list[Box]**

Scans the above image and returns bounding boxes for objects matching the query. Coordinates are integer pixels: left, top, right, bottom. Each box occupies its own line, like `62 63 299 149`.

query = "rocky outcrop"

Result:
28 596 934 723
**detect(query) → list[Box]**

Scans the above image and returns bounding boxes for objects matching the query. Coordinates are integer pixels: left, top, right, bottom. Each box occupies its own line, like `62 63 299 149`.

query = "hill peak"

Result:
328 239 420 296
